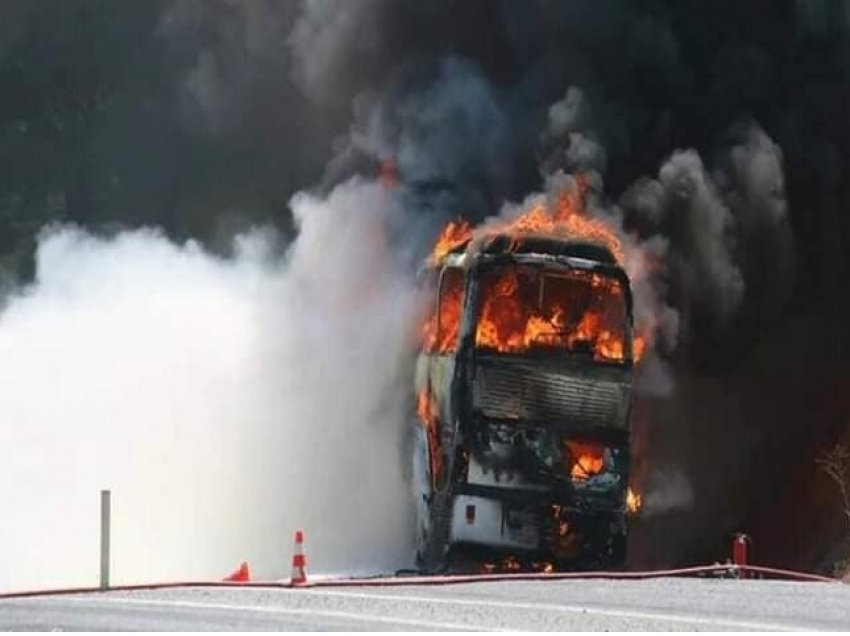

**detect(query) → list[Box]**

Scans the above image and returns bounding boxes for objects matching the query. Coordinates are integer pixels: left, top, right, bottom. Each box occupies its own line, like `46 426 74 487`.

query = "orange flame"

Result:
504 185 624 264
533 561 555 574
501 555 522 572
429 178 623 266
475 267 632 362
417 389 443 490
564 440 606 481
422 268 464 354
416 389 431 423
425 178 646 362
432 219 473 263
633 335 647 361
626 487 642 514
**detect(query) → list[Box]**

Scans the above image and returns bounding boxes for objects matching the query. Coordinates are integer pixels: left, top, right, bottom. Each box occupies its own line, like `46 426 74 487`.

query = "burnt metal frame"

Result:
449 252 636 443
431 251 635 564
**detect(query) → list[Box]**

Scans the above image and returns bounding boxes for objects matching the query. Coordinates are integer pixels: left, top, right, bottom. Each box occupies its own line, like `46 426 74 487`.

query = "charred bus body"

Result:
413 233 636 571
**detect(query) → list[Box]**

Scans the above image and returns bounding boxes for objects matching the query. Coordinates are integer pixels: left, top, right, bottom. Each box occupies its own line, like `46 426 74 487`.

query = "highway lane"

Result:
2 577 849 631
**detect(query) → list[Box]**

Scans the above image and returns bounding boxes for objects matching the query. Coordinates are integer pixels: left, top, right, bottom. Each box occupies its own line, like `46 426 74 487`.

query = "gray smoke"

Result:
159 0 300 131
643 466 694 516
289 0 386 105
721 124 796 324
660 150 744 323
620 121 795 339
540 87 607 177
346 57 514 217
636 149 744 329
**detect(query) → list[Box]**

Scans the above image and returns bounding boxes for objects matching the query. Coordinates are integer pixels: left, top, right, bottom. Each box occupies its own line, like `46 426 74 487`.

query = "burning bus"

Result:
413 187 640 571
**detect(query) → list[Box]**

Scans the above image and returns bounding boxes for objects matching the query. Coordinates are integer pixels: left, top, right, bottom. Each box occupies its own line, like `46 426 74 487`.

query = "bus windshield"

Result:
475 264 630 363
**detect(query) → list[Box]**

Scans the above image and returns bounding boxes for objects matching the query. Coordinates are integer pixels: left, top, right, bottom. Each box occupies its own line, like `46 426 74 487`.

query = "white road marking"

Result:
57 595 493 631
291 588 815 632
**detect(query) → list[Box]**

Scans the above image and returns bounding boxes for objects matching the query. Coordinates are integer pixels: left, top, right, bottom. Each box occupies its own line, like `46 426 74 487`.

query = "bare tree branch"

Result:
816 443 850 531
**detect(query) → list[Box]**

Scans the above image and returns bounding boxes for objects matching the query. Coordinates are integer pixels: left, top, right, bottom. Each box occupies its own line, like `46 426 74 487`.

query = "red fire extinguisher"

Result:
732 532 752 578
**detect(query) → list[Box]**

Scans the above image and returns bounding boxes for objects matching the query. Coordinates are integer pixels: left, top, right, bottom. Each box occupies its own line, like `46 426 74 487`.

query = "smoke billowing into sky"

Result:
1 182 418 588
2 0 850 583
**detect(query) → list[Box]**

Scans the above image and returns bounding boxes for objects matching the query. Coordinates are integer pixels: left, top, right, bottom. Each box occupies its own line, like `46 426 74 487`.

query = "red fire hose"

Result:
0 562 838 600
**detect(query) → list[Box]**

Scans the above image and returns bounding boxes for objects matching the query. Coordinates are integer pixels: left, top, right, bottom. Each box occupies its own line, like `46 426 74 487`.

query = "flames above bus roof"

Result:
423 178 643 363
430 178 624 265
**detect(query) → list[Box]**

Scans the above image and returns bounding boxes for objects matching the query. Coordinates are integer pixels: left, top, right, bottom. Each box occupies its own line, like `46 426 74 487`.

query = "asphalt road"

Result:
2 577 850 631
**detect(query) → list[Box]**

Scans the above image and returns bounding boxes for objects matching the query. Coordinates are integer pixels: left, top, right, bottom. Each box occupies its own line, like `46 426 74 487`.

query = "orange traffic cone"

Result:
223 561 251 583
290 530 307 586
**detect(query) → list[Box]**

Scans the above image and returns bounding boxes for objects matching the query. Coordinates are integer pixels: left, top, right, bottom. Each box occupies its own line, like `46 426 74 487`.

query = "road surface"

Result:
2 577 849 630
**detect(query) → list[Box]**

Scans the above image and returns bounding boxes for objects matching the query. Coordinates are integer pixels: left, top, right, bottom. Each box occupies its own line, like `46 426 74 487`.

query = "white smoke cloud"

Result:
643 465 694 515
0 178 418 591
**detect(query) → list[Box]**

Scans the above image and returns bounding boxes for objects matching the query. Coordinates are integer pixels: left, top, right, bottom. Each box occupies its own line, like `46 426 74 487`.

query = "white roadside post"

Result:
100 489 111 590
